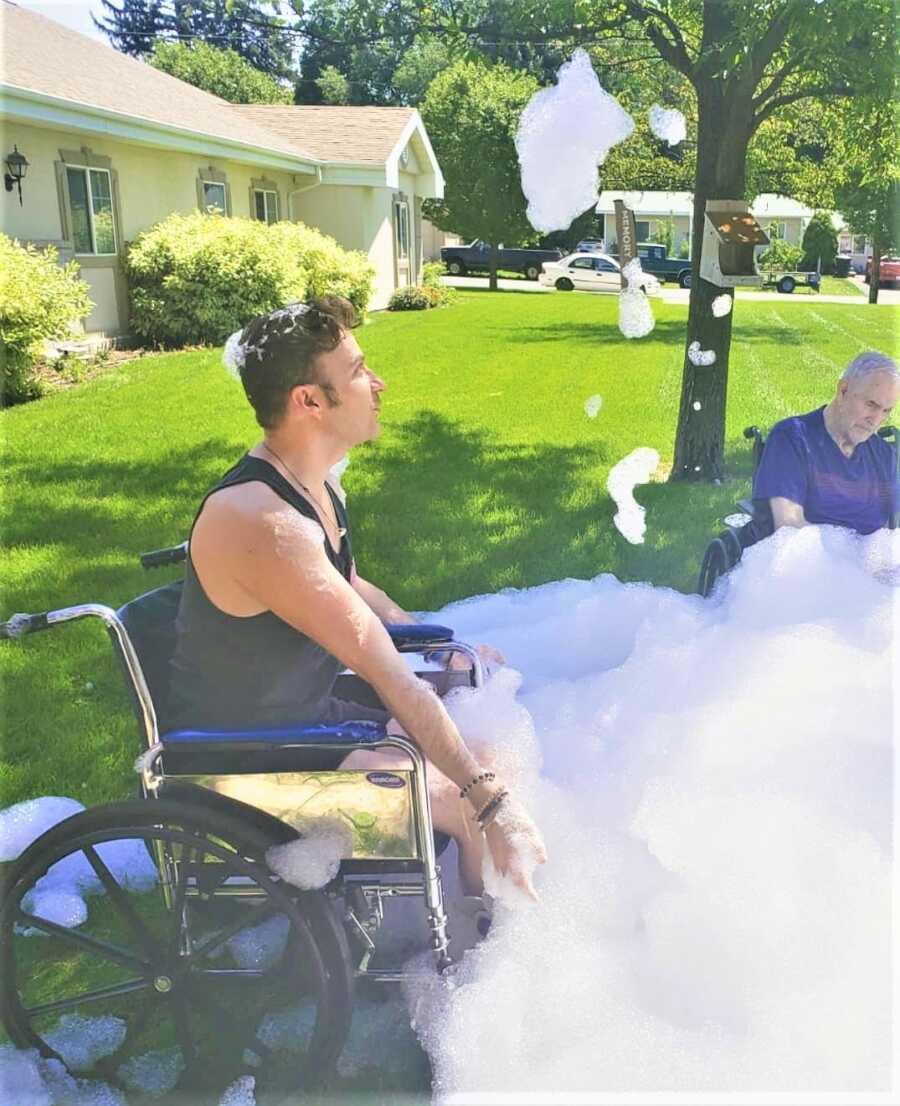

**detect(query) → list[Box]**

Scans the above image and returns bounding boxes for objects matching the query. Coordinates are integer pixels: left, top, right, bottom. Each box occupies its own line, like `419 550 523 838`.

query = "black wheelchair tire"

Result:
1 798 353 1103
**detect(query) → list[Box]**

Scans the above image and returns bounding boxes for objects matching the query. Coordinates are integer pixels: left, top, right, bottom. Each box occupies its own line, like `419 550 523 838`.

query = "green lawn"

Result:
1 290 896 1097
2 290 898 811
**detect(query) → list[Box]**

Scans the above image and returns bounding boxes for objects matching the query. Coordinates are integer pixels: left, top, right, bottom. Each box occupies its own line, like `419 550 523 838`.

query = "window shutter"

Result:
54 160 71 244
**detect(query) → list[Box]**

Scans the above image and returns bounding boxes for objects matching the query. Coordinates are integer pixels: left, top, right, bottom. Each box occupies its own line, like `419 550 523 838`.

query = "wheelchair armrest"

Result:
735 498 755 516
161 720 387 747
385 623 454 650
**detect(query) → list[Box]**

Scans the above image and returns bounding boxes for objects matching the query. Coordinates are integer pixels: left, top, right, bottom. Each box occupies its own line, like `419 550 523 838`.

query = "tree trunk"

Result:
488 242 499 291
868 236 881 304
670 82 755 483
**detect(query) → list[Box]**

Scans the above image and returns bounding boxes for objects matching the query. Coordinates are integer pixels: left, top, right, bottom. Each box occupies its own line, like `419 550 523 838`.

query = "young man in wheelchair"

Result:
752 351 899 533
166 296 546 901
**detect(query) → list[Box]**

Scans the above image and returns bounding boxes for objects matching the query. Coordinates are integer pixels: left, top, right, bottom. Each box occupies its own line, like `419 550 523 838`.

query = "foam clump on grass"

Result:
219 1075 256 1106
265 817 352 889
606 447 660 544
0 797 157 934
44 1014 126 1072
117 1048 184 1099
227 913 290 971
0 1044 126 1106
412 525 894 1093
516 49 634 232
583 394 603 418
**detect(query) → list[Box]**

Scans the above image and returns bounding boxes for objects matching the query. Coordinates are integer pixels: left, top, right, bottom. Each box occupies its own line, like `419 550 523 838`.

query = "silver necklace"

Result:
260 442 347 538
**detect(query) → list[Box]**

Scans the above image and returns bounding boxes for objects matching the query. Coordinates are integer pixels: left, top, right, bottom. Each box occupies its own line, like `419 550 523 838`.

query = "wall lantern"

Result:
5 146 29 205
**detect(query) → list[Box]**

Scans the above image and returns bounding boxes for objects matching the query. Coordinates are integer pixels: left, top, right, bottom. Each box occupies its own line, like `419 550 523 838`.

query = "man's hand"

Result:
770 496 807 530
482 798 547 902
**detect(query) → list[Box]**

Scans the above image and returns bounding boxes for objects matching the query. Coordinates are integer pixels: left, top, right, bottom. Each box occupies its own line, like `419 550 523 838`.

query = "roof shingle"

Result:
233 105 415 164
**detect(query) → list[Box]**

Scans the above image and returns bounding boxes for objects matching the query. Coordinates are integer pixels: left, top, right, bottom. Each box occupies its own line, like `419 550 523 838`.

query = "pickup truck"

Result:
441 239 565 281
616 243 693 288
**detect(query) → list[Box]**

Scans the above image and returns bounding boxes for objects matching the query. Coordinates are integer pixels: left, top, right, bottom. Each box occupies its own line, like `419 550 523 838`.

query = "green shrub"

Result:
0 235 93 404
757 237 803 271
387 282 457 310
125 213 374 347
421 261 445 289
800 211 838 275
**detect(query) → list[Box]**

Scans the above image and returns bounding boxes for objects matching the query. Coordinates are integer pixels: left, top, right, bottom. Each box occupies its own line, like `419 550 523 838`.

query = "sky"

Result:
14 0 107 42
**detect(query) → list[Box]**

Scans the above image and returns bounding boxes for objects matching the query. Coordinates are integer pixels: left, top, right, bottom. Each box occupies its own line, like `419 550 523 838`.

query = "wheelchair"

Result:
697 423 900 598
0 541 485 1102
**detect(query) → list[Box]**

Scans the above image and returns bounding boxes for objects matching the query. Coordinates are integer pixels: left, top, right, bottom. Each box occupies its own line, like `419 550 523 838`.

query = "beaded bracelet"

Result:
459 771 496 800
475 789 509 829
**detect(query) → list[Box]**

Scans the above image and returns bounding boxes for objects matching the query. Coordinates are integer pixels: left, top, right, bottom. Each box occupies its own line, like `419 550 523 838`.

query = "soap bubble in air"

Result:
648 104 687 146
607 446 660 544
618 258 655 339
516 49 634 233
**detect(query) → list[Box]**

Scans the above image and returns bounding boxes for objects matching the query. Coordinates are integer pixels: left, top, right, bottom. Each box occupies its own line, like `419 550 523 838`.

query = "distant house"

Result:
594 191 817 254
0 1 445 336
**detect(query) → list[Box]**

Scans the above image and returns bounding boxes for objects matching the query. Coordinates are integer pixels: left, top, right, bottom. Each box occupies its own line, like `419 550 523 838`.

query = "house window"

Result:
853 235 867 254
635 220 650 242
202 180 227 214
254 189 279 224
767 221 787 241
65 166 116 255
395 200 410 260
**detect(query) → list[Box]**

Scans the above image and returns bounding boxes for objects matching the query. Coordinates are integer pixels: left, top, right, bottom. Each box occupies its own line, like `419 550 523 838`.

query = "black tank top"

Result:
166 454 353 732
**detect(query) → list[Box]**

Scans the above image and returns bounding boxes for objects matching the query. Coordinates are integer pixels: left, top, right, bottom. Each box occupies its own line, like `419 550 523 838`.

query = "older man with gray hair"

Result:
752 350 900 533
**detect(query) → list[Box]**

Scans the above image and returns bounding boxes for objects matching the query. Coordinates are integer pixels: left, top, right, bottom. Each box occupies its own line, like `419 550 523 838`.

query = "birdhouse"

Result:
699 200 769 287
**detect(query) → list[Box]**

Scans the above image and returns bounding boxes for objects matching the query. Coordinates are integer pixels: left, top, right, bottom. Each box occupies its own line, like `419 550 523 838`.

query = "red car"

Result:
864 256 900 286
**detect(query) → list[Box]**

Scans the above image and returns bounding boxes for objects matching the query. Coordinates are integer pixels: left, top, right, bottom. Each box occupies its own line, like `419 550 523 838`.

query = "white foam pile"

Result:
0 797 157 932
265 816 353 889
44 1015 126 1073
219 1075 256 1106
618 258 656 339
648 103 687 146
725 512 753 528
0 1044 126 1106
516 49 634 233
225 913 290 971
712 292 733 317
117 1048 184 1099
410 524 895 1095
584 394 603 418
606 447 660 544
688 339 716 366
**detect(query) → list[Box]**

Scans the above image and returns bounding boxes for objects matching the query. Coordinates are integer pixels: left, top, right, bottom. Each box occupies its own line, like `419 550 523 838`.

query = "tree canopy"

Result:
420 59 541 288
148 41 293 103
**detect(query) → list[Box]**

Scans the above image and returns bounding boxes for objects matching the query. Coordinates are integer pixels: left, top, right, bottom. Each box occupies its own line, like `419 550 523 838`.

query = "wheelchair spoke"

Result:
184 899 280 965
24 977 150 1018
16 909 149 970
81 843 158 958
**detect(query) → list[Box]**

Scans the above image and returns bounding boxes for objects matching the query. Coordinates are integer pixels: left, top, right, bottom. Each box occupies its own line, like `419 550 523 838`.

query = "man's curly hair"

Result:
239 295 359 429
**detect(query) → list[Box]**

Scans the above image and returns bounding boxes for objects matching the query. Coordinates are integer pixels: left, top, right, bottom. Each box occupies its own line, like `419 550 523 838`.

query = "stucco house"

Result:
0 1 444 336
594 191 816 255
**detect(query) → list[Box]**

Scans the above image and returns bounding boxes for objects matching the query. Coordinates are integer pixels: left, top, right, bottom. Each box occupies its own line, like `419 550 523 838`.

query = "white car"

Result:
539 251 624 292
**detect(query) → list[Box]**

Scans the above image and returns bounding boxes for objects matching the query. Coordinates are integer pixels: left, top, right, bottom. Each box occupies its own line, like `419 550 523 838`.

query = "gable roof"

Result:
232 105 416 164
0 1 317 167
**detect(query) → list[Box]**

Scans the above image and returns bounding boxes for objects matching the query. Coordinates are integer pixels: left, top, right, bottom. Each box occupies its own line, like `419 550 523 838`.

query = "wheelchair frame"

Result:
0 546 486 1091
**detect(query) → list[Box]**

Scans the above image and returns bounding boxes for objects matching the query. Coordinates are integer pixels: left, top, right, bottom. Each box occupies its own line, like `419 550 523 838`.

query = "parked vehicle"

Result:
440 239 564 280
619 243 693 288
575 238 606 252
865 256 900 287
759 268 820 294
538 252 626 293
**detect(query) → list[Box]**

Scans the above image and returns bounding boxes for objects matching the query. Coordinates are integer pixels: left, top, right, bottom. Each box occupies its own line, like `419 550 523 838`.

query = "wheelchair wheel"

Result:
1 798 353 1104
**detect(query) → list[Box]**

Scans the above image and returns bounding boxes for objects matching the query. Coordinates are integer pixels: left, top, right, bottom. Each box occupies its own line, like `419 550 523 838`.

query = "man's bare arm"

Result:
353 574 416 624
770 496 807 529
